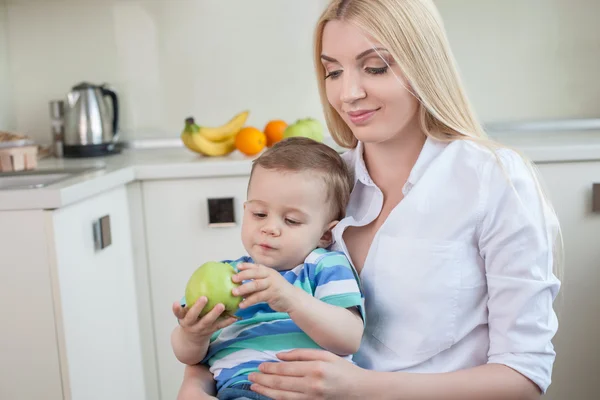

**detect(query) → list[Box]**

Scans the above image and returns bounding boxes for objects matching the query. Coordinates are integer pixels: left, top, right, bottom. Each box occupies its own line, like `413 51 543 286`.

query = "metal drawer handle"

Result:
93 215 112 250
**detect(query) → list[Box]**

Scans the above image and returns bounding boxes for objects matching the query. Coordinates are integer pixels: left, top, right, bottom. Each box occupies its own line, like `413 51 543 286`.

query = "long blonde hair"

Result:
314 0 564 279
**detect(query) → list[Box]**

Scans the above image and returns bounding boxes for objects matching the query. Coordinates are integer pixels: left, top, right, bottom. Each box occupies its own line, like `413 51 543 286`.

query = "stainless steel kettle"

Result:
62 82 120 157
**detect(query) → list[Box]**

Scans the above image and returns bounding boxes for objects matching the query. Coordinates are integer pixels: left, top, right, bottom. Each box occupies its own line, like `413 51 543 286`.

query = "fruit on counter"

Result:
263 119 287 147
282 118 324 142
181 117 237 157
235 126 267 156
184 261 242 319
197 110 250 142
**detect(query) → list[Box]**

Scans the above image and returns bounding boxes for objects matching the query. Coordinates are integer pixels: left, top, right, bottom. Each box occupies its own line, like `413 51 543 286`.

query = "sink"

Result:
0 167 103 190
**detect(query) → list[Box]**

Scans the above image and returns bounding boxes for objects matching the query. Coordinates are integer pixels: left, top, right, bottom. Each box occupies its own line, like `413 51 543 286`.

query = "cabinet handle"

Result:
93 215 112 250
593 184 600 213
207 197 236 228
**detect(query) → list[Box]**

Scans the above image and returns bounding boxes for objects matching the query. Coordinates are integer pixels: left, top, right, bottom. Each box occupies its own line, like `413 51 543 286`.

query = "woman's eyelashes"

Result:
324 65 389 80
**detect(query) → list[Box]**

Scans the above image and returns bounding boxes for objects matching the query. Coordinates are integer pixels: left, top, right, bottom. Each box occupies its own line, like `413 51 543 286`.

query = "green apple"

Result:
184 261 242 318
283 118 324 142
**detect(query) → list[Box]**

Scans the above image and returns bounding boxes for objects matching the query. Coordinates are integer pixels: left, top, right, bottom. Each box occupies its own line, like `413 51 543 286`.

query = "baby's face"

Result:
242 166 336 271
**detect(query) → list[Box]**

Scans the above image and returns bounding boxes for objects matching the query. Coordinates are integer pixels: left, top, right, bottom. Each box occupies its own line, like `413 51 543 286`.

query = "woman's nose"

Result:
340 71 366 103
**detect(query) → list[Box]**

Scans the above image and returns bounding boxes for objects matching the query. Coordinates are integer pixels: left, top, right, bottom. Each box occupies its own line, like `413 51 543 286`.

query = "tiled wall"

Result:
0 0 599 144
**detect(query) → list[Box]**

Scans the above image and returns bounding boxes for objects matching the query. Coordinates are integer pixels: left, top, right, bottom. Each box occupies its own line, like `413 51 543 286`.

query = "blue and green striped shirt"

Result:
188 248 364 391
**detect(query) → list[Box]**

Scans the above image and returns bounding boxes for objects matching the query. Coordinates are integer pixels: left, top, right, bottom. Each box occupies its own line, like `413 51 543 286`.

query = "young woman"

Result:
178 1 561 399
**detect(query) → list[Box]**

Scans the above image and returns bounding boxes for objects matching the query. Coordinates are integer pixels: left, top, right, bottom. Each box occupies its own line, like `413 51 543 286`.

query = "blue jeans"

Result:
217 383 273 400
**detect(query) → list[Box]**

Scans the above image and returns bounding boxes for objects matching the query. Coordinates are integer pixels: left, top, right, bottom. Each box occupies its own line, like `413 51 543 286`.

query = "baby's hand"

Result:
172 297 237 344
232 263 301 313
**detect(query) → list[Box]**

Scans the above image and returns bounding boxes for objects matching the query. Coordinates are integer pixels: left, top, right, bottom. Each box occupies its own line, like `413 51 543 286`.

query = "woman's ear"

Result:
318 220 339 248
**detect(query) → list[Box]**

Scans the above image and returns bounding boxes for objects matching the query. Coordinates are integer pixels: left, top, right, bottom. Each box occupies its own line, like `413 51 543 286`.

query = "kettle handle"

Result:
101 85 119 137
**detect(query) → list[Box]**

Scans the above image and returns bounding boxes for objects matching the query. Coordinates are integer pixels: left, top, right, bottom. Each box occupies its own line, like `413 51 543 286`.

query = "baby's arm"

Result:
233 253 365 356
288 294 363 356
171 325 211 365
171 297 237 365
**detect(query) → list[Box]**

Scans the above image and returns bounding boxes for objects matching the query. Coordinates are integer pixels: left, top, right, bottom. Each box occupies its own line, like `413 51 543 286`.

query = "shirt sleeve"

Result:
310 251 365 324
478 149 561 393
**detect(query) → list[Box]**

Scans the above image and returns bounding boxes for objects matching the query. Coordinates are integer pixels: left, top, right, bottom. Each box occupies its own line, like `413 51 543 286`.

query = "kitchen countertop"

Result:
1 130 600 211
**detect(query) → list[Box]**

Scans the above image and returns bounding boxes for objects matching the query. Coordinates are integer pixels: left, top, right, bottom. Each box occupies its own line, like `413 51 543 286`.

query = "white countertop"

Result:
1 130 600 211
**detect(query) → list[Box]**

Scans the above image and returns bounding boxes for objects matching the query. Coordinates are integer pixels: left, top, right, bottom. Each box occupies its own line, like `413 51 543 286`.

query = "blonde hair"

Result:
314 0 564 279
249 137 353 221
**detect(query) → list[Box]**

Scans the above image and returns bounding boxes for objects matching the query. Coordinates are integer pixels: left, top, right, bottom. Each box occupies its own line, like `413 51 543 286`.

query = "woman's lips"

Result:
347 108 379 124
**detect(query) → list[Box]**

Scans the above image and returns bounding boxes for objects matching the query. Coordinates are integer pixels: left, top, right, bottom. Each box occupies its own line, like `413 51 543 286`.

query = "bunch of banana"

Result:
181 110 249 156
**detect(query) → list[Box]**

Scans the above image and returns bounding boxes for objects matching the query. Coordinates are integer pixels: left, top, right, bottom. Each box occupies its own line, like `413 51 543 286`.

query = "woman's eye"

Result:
365 66 388 75
325 70 342 80
285 218 300 226
253 212 266 218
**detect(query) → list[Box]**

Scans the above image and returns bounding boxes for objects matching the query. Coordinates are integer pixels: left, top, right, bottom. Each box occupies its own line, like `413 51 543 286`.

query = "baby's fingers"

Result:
181 296 209 326
214 315 238 331
172 301 187 320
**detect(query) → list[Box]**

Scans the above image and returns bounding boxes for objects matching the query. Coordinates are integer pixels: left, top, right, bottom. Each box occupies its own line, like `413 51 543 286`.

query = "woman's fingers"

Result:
249 378 306 399
276 348 338 363
257 361 313 378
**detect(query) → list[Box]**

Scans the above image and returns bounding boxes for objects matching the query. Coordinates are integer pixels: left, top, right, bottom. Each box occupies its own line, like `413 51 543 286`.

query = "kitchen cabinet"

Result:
141 175 250 400
0 185 147 400
536 161 600 400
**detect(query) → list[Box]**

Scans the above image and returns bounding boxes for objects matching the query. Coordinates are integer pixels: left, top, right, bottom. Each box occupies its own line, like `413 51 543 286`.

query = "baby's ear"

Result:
318 220 339 248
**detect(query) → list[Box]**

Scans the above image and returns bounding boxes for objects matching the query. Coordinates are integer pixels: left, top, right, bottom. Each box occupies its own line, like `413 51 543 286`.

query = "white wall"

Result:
3 0 328 144
436 0 600 124
0 0 13 131
1 0 599 144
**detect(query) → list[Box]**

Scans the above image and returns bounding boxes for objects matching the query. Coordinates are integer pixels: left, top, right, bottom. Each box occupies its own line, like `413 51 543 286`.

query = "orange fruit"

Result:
263 120 287 147
235 127 266 156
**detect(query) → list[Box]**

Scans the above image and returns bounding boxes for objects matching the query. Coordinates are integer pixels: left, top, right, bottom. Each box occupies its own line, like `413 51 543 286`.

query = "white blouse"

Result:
331 137 561 393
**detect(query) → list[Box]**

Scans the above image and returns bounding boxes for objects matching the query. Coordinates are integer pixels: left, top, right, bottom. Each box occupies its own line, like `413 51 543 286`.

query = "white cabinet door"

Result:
142 176 249 400
0 210 64 400
50 185 147 400
536 161 600 400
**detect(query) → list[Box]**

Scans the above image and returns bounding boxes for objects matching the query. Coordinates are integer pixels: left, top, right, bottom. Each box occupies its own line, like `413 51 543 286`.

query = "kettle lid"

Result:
72 81 101 91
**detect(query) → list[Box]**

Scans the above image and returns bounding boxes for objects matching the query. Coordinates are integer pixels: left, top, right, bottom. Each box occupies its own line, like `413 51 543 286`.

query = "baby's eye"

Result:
285 218 301 226
253 212 267 218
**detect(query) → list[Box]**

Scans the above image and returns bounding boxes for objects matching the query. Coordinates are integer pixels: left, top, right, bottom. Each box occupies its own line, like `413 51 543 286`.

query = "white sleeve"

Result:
477 149 561 393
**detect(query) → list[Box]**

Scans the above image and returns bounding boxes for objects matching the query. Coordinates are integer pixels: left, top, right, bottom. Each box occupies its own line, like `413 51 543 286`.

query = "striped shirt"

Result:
187 248 364 391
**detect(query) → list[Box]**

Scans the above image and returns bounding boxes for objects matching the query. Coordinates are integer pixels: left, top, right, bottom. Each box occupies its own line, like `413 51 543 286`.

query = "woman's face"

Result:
321 20 421 144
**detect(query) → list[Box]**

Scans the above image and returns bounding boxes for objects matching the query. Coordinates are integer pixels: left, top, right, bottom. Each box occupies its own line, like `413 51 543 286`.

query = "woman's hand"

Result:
232 263 301 313
248 349 368 400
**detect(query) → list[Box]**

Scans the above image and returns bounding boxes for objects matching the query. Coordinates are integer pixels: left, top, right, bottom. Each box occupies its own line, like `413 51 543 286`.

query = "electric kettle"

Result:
62 82 120 157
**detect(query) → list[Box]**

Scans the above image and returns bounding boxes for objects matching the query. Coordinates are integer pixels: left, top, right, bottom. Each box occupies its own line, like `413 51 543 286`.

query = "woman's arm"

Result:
363 363 540 400
249 350 541 400
288 289 363 355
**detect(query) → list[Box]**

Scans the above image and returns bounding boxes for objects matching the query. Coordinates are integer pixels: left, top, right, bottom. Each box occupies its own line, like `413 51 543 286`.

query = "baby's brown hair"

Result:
249 137 353 221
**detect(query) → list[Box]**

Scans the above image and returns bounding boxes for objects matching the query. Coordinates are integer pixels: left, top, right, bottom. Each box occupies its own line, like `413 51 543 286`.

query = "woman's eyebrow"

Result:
320 47 389 63
355 47 388 60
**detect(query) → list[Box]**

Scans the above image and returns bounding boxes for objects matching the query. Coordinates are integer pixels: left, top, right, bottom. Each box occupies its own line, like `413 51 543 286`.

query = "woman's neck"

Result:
362 124 427 195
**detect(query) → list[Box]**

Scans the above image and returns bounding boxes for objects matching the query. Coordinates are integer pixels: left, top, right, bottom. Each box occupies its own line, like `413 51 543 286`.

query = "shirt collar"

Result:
352 136 447 188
